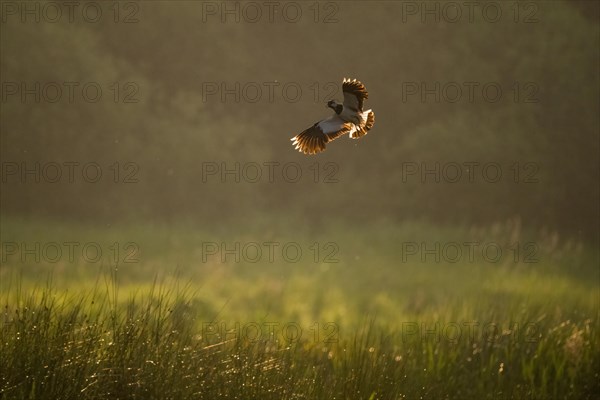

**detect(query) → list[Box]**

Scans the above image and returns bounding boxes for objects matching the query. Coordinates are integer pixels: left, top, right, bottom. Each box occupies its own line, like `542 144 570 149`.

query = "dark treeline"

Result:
1 1 598 238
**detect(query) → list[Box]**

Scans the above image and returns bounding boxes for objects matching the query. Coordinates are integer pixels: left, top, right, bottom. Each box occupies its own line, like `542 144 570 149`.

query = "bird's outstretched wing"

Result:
291 115 353 155
342 78 369 112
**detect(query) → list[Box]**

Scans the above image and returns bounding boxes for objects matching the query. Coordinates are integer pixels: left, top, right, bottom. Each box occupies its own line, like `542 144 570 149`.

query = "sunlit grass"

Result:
0 216 598 398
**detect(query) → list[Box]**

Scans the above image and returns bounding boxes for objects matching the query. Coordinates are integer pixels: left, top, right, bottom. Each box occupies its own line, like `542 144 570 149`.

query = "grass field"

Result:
1 216 598 399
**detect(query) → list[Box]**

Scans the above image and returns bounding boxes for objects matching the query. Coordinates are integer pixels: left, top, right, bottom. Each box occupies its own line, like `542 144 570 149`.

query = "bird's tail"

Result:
350 110 375 139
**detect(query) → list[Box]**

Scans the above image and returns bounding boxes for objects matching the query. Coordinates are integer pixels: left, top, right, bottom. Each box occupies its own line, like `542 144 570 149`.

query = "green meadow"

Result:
1 217 597 399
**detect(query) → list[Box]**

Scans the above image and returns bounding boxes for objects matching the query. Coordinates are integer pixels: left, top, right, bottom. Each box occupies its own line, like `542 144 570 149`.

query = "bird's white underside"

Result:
317 115 346 134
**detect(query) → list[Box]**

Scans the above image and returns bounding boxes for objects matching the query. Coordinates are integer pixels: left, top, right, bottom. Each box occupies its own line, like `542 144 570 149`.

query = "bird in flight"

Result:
291 78 375 155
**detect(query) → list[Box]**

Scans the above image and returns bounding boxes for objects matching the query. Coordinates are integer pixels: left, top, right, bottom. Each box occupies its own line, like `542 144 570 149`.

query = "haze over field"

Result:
1 1 599 399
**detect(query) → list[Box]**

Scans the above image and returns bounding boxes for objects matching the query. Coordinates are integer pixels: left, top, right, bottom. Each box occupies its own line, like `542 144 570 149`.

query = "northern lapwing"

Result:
291 78 375 155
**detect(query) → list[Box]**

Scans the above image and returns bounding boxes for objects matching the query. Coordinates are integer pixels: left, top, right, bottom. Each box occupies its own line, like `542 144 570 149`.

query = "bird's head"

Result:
327 100 343 114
